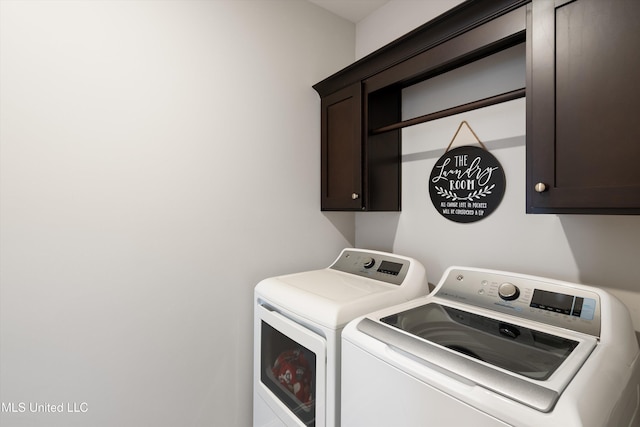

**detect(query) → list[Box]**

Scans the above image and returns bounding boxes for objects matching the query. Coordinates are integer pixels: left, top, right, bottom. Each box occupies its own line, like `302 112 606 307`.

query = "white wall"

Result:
0 1 355 426
356 0 464 60
355 0 640 330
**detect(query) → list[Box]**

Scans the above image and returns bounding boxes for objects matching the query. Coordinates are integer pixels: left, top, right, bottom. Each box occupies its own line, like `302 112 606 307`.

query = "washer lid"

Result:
380 302 579 381
357 300 597 412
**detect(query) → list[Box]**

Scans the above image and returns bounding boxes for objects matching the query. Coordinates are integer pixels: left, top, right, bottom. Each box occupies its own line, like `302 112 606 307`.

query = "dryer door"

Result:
255 303 326 427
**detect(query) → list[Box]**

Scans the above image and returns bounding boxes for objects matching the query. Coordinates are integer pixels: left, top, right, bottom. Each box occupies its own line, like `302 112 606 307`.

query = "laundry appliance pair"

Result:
253 248 640 427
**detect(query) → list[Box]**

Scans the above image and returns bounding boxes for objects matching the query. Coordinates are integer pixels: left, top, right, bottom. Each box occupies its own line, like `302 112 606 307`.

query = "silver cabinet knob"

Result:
534 182 547 193
351 193 360 200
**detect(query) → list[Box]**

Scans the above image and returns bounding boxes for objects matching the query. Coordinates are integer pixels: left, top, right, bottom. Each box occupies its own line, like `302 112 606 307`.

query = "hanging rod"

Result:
370 87 526 135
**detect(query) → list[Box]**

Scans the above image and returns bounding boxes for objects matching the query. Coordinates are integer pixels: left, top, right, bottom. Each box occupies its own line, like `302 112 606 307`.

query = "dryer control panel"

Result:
330 249 411 286
435 267 601 337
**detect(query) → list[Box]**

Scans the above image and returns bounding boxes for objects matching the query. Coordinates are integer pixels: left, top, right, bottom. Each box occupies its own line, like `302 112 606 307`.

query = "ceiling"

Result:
307 0 389 23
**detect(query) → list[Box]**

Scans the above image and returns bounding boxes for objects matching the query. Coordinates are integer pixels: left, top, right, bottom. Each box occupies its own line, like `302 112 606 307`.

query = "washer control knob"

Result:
498 282 520 301
363 257 376 269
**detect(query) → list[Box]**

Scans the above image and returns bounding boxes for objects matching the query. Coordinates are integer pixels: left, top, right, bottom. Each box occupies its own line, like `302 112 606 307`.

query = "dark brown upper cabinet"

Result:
320 83 364 210
320 82 402 211
527 0 640 214
313 0 528 211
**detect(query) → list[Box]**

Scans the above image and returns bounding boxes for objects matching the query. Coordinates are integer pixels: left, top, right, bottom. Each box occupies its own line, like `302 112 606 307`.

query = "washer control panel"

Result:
435 267 601 337
330 249 410 286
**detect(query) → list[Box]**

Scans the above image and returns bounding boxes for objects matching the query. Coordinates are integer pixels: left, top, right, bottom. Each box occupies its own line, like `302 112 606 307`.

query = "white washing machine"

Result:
253 248 429 427
341 266 640 427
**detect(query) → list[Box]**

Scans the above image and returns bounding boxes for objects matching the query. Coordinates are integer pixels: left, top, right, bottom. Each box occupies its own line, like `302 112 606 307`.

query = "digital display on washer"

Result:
377 260 402 276
530 289 596 320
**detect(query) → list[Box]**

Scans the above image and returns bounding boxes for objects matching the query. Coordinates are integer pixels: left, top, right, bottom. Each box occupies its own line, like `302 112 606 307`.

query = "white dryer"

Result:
341 266 640 427
253 248 429 427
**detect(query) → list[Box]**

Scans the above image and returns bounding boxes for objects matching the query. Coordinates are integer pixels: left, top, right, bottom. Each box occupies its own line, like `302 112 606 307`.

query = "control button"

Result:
498 282 520 301
363 257 375 269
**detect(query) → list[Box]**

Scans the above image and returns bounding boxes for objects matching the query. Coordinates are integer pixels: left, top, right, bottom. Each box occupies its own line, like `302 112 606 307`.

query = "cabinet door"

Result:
527 0 640 213
321 83 363 210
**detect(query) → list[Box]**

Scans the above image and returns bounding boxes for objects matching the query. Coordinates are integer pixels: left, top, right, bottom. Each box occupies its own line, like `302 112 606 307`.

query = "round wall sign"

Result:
429 146 505 223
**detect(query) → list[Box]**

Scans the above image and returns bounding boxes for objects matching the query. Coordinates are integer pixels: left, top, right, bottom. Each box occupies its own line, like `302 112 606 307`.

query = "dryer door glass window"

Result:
380 303 579 380
261 321 316 426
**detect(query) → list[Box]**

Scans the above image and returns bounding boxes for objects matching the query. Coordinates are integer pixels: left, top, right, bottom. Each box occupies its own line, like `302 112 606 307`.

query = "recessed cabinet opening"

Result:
402 43 525 122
